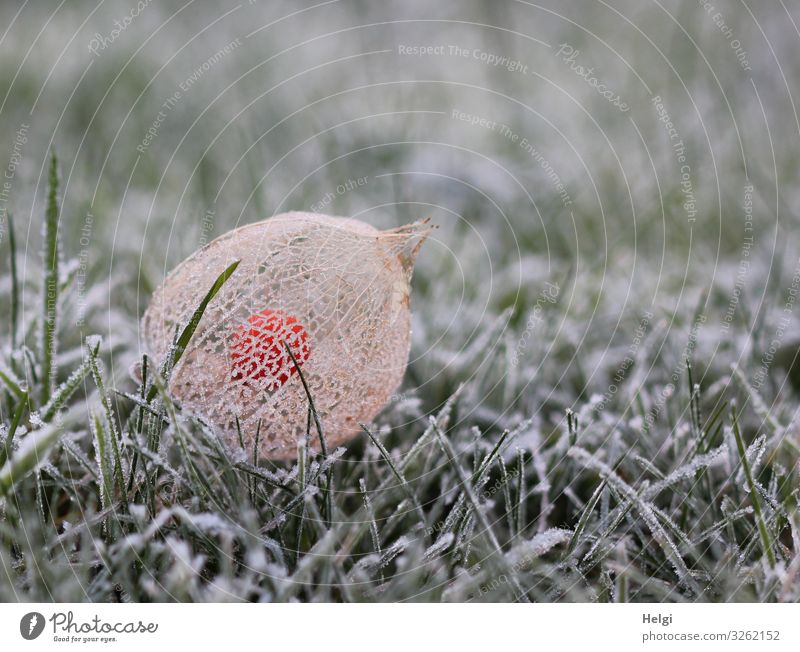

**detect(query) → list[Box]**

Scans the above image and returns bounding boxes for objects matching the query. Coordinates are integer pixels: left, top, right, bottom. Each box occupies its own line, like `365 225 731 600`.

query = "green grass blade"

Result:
173 260 240 360
514 449 526 538
91 410 113 513
41 356 91 422
731 406 776 567
41 151 60 404
498 458 514 533
476 428 510 479
0 413 64 497
359 477 382 559
7 211 19 348
146 259 240 402
361 423 425 525
0 391 29 468
565 479 606 559
0 366 26 400
434 424 530 602
87 338 128 512
285 340 332 526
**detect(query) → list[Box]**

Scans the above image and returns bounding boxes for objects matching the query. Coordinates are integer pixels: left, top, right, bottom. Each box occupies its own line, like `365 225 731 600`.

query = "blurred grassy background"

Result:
2 1 798 400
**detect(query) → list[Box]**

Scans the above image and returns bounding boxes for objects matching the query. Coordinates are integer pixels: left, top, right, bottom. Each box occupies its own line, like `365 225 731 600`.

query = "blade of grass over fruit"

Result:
145 260 240 402
252 419 262 504
284 340 332 526
41 151 60 405
235 415 244 450
126 261 240 502
294 427 309 562
284 342 325 456
731 405 776 567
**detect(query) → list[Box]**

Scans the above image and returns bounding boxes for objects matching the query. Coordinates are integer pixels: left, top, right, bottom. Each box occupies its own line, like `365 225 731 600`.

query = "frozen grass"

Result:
1 1 799 602
0 159 797 602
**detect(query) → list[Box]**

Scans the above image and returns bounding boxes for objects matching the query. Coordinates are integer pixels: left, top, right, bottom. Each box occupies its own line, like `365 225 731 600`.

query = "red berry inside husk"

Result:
230 309 311 390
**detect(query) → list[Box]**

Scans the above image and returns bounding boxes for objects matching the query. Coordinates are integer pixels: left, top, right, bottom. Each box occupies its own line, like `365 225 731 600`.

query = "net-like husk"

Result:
141 212 429 460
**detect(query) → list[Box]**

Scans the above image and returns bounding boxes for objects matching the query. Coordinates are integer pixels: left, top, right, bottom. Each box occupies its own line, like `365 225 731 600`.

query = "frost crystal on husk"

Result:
142 212 429 460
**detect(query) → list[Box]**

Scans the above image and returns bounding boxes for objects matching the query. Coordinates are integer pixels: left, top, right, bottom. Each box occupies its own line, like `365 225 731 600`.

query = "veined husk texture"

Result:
142 212 429 460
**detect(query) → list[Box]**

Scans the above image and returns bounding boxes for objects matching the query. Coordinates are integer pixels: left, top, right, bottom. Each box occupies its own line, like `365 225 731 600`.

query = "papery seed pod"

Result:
141 211 430 460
